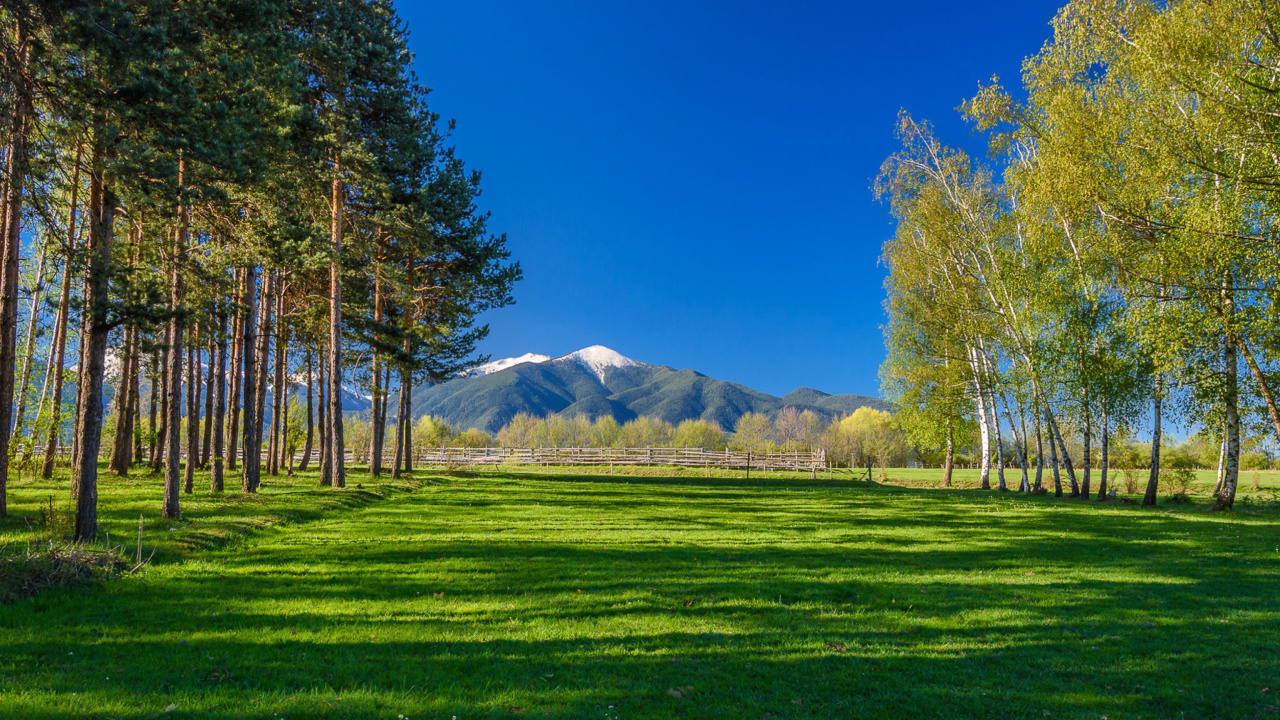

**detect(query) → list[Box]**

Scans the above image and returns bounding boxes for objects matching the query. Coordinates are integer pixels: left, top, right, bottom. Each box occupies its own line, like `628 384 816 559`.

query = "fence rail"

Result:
34 446 826 473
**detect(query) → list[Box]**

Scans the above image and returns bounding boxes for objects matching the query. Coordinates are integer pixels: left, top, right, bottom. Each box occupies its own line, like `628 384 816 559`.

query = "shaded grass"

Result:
0 466 1278 719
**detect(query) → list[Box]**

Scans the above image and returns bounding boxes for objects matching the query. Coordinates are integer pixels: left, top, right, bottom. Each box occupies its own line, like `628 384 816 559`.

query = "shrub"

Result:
1121 468 1140 495
1160 467 1196 496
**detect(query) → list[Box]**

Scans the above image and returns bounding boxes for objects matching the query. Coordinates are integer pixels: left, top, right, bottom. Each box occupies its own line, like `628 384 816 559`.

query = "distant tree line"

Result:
0 1 519 540
878 0 1278 509
479 407 911 470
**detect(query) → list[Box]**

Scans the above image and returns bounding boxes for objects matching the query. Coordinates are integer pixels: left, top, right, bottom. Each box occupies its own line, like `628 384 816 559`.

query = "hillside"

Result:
409 345 888 433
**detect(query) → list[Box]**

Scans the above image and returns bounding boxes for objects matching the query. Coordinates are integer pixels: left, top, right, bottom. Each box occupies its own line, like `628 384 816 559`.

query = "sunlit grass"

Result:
1 465 1278 719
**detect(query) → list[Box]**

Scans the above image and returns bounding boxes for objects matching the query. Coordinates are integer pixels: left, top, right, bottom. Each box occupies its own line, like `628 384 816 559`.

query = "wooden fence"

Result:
42 446 826 473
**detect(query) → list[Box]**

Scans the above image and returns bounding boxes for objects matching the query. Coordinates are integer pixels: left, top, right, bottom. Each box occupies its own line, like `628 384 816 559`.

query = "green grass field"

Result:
1 465 1278 719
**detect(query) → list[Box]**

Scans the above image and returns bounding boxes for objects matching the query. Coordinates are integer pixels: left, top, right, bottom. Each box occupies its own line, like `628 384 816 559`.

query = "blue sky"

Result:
395 1 1065 397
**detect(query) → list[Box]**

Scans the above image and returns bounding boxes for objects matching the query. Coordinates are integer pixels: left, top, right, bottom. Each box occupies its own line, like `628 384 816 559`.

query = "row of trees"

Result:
488 407 911 467
879 0 1278 509
0 1 518 540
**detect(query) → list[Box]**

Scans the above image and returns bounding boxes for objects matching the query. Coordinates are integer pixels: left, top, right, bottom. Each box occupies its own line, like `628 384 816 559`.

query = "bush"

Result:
1161 467 1196 496
1240 452 1272 472
1120 468 1141 495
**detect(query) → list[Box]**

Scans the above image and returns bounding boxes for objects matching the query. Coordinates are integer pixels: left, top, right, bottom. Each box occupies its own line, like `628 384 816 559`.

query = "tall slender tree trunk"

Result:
151 347 168 473
1081 404 1092 500
226 270 243 471
391 368 404 479
942 417 953 488
1047 408 1062 497
999 391 1029 492
0 31 33 514
40 155 81 478
327 170 346 488
163 166 190 518
128 338 142 466
1214 321 1241 510
369 356 383 478
1047 408 1079 496
968 346 991 489
201 334 214 467
211 306 227 492
269 295 286 476
318 350 330 486
1214 433 1227 496
109 325 136 474
184 334 198 494
1096 409 1109 501
13 233 50 440
253 271 273 480
401 365 412 474
1033 406 1044 492
240 266 260 493
299 346 313 472
1143 376 1163 506
991 401 1007 492
72 143 114 542
146 352 158 465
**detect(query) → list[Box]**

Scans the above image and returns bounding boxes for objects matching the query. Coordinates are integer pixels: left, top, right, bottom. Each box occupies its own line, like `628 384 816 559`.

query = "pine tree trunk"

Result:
318 350 330 486
40 176 79 479
146 352 158 466
226 270 243 471
184 335 198 494
269 294 286 476
109 325 136 474
253 271 273 480
163 186 189 518
151 346 168 473
0 31 32 514
240 266 260 493
391 369 403 480
13 234 50 441
211 307 227 492
1143 376 1162 506
327 169 346 489
201 335 214 467
72 144 114 542
299 347 313 472
369 355 382 478
401 365 412 474
127 337 142 466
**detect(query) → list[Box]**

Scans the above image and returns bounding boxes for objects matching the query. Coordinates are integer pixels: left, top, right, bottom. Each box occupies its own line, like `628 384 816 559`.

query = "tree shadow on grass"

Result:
1 473 1278 719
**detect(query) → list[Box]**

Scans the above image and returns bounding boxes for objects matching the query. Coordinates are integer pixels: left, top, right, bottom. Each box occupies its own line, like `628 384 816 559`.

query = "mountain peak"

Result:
556 345 640 382
462 352 552 378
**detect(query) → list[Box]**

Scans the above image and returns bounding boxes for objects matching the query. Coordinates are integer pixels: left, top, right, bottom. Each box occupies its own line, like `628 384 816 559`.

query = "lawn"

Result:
1 465 1278 719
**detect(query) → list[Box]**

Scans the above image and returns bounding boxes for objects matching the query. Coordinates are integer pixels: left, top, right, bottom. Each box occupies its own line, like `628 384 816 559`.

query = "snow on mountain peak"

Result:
558 345 640 382
462 352 552 378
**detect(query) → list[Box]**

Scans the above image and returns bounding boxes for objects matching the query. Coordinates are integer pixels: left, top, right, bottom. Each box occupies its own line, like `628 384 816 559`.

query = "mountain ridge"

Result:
411 346 888 433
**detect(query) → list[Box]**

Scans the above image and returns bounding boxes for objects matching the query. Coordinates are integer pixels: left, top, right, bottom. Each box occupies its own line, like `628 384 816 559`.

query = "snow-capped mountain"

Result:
555 345 641 382
461 352 552 378
413 345 888 434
